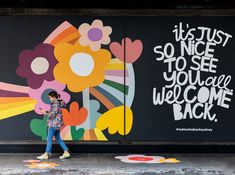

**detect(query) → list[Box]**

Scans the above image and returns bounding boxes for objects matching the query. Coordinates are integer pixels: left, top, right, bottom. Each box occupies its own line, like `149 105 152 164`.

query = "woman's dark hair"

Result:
48 91 60 99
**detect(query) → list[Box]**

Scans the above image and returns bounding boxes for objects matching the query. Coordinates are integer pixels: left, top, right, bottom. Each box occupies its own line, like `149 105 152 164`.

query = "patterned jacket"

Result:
44 99 65 130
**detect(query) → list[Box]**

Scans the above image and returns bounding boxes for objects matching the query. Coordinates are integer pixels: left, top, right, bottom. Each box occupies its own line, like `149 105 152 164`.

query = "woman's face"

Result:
48 95 56 102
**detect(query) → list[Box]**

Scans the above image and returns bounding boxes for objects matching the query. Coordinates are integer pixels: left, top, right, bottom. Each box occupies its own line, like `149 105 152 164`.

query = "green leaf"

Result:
30 117 47 140
71 126 85 140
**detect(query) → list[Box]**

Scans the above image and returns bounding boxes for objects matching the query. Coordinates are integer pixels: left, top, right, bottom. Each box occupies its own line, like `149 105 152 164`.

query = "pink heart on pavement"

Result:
109 37 143 63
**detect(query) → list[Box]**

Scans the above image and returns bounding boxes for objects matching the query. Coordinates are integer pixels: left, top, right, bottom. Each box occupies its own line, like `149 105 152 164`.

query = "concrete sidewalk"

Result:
0 153 234 175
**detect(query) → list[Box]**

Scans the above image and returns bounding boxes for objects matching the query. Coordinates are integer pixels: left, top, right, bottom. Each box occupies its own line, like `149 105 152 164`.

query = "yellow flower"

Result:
53 42 111 92
25 162 59 169
159 158 181 163
96 105 133 135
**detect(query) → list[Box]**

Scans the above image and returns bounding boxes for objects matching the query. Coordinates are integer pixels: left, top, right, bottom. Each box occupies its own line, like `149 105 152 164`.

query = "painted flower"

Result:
53 42 111 92
29 80 70 114
25 162 59 169
78 19 112 51
16 43 57 89
115 155 180 164
115 155 164 163
96 105 133 135
62 101 88 126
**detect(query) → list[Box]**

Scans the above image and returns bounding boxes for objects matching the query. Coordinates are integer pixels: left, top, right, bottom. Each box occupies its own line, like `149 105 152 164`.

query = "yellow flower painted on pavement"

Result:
159 158 181 163
53 42 111 92
25 162 59 169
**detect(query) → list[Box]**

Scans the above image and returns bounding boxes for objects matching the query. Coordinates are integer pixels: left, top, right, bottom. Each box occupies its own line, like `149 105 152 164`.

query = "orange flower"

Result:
62 101 88 126
25 162 59 169
53 42 111 92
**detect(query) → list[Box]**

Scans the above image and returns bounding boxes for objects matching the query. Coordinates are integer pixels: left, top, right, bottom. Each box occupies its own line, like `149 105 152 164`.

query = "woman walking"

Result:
37 91 70 160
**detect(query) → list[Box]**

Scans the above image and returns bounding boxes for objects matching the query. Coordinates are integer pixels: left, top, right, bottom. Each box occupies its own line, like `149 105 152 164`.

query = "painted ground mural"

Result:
0 19 143 141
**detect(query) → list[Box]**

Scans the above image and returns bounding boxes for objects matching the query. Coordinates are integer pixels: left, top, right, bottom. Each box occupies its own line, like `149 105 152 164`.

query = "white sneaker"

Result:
59 152 70 159
37 153 48 160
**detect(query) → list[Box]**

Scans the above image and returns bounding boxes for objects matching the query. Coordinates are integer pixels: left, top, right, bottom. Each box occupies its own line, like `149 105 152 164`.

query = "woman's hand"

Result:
41 109 47 114
39 108 47 114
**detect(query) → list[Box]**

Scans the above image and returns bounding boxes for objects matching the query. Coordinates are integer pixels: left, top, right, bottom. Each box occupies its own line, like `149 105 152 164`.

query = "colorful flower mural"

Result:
0 19 143 141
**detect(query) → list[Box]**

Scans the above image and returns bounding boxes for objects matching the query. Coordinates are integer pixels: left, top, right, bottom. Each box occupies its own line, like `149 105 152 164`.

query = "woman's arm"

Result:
59 100 66 107
44 103 60 119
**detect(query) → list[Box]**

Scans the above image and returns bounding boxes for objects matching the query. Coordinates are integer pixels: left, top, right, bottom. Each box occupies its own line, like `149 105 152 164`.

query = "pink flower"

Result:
78 19 112 51
115 155 164 163
28 80 70 114
115 155 180 163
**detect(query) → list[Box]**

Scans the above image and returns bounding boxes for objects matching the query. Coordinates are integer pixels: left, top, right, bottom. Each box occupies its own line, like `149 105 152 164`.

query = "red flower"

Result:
62 101 87 126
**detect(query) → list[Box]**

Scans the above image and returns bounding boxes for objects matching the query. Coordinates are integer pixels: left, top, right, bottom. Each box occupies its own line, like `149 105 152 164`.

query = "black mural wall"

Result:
0 16 234 142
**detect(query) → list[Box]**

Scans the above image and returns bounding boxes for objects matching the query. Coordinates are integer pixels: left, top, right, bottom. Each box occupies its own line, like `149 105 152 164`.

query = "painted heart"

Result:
96 105 133 135
62 101 88 126
109 37 143 63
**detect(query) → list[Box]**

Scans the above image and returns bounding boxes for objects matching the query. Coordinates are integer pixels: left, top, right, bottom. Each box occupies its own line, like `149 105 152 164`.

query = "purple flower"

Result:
16 43 58 89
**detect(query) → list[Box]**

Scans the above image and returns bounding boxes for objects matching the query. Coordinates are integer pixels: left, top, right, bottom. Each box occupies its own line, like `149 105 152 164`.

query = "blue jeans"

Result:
46 127 69 153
